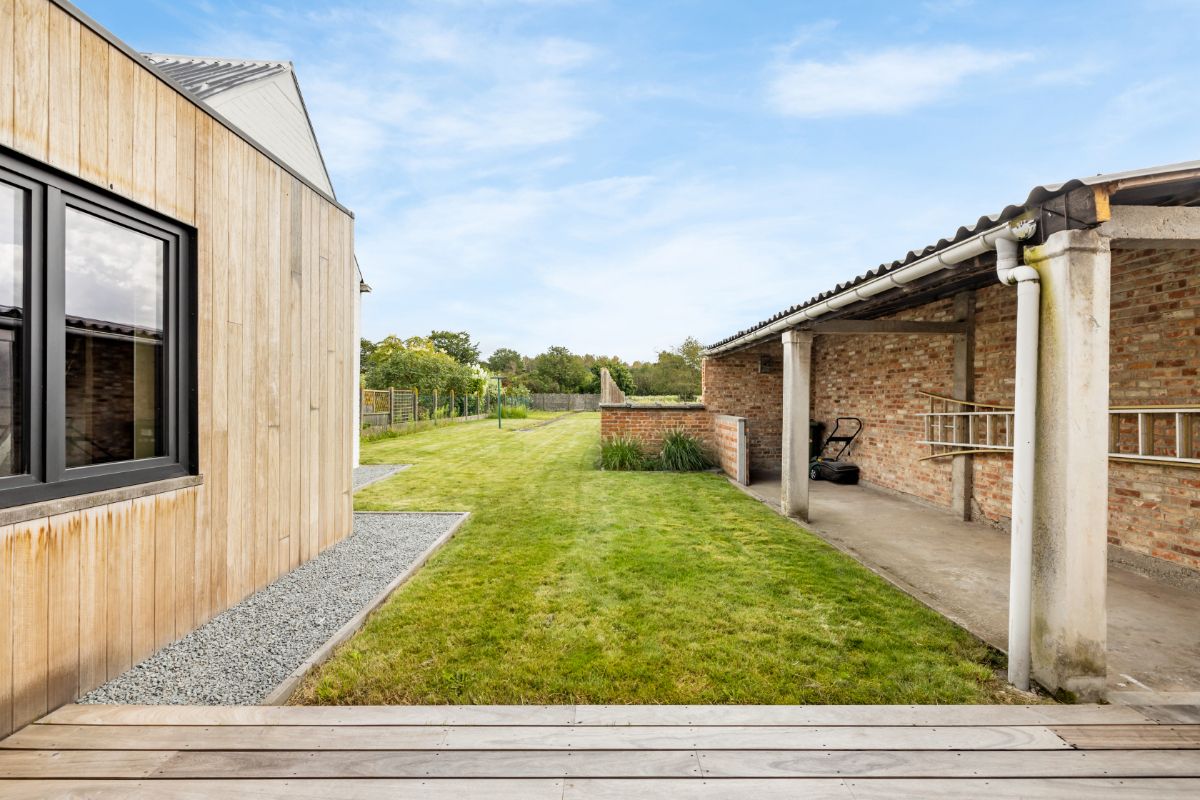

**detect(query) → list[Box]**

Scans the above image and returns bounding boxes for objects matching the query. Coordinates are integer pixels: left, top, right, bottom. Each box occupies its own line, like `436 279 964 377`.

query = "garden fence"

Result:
529 393 600 411
361 387 509 431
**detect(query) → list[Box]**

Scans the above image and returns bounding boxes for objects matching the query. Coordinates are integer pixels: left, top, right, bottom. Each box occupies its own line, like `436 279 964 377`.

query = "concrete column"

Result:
781 330 813 521
1025 228 1111 701
951 291 976 521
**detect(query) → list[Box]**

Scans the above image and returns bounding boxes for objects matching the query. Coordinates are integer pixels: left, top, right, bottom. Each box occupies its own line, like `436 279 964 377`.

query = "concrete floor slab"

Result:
740 478 1200 696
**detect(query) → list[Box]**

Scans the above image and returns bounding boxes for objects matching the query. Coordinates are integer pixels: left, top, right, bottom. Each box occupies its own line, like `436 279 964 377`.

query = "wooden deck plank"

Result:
0 748 697 779
6 779 1200 800
157 749 701 779
1132 706 1200 725
0 779 566 800
37 704 1151 728
5 773 1199 799
441 724 1070 751
1052 725 1200 750
840 777 1200 800
41 704 578 726
8 748 1197 780
697 749 1200 778
1 724 448 751
1 723 1072 751
571 704 1153 727
0 749 173 778
562 778 1200 800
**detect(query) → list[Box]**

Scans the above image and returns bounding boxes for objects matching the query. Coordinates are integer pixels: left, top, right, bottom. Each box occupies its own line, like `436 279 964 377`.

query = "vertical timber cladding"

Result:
0 0 357 734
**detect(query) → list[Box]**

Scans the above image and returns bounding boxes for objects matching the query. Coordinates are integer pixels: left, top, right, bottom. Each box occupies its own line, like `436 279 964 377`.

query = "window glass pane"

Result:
0 183 24 477
64 208 165 467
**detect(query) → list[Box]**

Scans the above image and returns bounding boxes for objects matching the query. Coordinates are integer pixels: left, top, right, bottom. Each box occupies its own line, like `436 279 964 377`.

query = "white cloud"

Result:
768 45 1026 117
1091 78 1200 155
354 169 925 359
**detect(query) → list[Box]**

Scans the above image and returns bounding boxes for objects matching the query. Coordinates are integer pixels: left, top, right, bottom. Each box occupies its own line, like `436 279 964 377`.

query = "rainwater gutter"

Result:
704 218 1038 356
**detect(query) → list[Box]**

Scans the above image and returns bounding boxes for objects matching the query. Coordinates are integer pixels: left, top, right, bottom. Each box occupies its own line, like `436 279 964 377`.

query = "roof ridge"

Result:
142 52 292 68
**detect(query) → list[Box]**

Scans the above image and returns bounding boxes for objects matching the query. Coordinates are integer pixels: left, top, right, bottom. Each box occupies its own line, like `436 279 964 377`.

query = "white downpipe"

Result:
353 287 362 468
996 226 1039 692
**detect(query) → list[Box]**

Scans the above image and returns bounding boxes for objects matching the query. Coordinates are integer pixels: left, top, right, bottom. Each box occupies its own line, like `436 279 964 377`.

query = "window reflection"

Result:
0 184 23 477
64 208 165 467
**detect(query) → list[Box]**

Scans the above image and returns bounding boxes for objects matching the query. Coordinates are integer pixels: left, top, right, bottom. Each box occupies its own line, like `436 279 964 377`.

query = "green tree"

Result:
586 357 634 394
429 330 480 365
674 336 704 372
360 338 377 372
484 347 524 375
530 346 590 393
629 341 702 399
365 336 462 395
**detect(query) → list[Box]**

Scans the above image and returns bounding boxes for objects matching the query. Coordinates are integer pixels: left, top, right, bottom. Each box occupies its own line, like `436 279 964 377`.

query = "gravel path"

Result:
353 463 409 490
80 512 465 706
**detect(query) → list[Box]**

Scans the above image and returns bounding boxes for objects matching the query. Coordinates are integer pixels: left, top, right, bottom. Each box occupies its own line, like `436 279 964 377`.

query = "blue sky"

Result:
83 0 1200 360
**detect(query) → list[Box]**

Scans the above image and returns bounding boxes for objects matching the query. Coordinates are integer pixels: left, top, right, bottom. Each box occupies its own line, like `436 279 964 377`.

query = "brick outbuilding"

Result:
610 161 1200 701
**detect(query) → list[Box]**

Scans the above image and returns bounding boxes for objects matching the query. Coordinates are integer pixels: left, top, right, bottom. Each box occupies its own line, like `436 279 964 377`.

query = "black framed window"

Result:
0 149 195 508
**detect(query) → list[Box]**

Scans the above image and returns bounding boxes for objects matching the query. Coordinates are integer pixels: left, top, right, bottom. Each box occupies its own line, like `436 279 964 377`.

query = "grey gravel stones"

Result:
353 463 409 490
79 512 465 706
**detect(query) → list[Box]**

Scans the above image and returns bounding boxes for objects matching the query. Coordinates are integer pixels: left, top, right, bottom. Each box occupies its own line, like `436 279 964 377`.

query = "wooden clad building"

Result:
0 0 356 736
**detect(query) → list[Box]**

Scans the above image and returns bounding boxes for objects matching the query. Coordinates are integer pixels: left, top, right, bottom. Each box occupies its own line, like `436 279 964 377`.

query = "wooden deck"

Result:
4 703 1200 797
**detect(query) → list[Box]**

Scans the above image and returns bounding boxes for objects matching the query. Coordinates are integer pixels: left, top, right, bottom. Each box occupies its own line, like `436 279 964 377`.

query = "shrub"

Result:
659 429 712 471
600 436 645 470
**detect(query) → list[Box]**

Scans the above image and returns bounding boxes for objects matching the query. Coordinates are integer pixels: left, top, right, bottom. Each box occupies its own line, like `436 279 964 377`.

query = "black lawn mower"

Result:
809 417 863 484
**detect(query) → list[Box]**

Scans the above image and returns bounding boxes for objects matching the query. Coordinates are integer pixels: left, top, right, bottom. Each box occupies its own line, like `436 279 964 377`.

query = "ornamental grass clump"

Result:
659 429 712 471
600 435 645 470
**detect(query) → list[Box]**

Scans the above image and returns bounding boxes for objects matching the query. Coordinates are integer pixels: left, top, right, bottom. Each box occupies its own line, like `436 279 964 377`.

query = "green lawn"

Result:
296 412 1014 705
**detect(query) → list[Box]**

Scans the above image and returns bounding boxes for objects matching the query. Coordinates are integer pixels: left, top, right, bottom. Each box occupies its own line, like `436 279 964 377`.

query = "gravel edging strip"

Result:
78 511 467 706
353 464 410 490
262 511 470 705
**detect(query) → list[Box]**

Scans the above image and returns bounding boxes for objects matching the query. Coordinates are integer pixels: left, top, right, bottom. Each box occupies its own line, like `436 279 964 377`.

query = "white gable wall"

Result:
204 70 335 196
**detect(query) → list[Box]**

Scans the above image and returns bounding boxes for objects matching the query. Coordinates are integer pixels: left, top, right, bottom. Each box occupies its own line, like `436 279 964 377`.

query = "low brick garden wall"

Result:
600 404 711 452
599 403 749 482
712 414 748 484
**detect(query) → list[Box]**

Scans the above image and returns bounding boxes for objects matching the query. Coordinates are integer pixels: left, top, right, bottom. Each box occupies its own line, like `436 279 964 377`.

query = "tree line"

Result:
361 331 704 399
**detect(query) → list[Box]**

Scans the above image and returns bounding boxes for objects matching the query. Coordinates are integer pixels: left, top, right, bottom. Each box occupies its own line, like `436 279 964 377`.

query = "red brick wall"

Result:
600 405 712 454
970 248 1200 570
701 246 1200 572
972 282 1019 522
1107 248 1200 569
702 340 782 475
712 414 745 481
809 300 957 506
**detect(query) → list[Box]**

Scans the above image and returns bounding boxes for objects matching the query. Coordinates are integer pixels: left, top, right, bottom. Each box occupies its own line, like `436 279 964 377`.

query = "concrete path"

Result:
742 479 1200 698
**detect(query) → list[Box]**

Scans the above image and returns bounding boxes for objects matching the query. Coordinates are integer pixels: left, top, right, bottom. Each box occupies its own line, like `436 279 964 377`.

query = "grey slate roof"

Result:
707 160 1200 351
142 55 291 100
